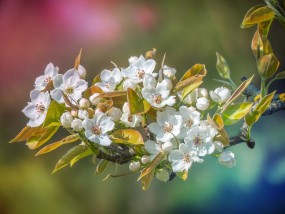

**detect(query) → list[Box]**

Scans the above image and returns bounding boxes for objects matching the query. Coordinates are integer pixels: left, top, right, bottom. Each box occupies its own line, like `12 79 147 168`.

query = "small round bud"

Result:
78 109 89 120
199 88 208 97
71 110 78 118
210 87 231 103
141 155 150 164
196 97 209 111
163 65 176 79
155 169 169 182
89 93 101 105
129 161 140 171
60 112 73 128
77 65 86 79
87 108 95 118
79 98 90 109
145 48 156 59
218 151 236 168
107 107 122 122
162 141 173 153
71 118 83 132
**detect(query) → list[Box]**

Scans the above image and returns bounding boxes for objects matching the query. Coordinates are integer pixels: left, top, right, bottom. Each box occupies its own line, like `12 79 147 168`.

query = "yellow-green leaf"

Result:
9 126 41 143
74 48 82 70
176 171 188 181
258 53 279 80
111 129 144 145
138 152 165 181
92 74 101 85
52 145 88 173
241 6 275 28
83 85 103 98
127 88 151 115
221 75 254 113
95 159 109 176
43 101 66 128
141 169 154 191
251 30 273 59
181 81 203 100
245 110 261 127
179 64 207 82
35 134 80 156
275 71 285 80
207 114 229 146
222 102 253 125
216 52 231 79
101 91 126 98
213 114 224 130
70 148 93 167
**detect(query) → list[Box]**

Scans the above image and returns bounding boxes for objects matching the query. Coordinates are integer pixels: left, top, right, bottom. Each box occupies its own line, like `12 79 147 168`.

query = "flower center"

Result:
163 122 173 133
105 83 110 89
193 135 202 146
35 103 45 113
44 76 52 84
136 69 145 79
153 94 162 104
128 115 133 122
185 119 193 128
92 125 102 135
65 86 74 94
182 154 191 163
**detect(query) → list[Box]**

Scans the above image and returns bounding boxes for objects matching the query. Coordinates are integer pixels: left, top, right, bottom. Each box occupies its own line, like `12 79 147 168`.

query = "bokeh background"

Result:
1 0 285 213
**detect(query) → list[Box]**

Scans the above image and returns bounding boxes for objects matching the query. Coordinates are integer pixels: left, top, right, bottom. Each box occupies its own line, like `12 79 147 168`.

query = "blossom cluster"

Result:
21 53 236 185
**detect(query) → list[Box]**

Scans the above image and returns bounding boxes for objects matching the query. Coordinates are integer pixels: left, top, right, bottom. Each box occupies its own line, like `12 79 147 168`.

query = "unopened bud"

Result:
129 161 140 171
77 65 86 79
107 107 122 122
79 98 90 109
145 48 156 59
71 110 78 118
141 155 150 164
60 112 73 128
155 169 169 182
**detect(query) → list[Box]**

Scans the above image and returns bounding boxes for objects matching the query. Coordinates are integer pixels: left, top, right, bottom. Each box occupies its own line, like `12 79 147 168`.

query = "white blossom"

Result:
120 102 142 127
142 79 175 108
78 109 89 120
218 151 236 168
34 63 59 90
51 69 88 105
107 107 122 122
196 97 209 111
178 106 201 138
129 161 140 171
82 112 115 146
148 107 182 142
210 87 231 103
95 68 122 92
145 140 173 161
60 112 73 128
79 98 90 109
162 65 176 79
184 121 217 156
71 118 83 132
22 90 51 127
121 55 157 83
123 79 137 91
169 143 203 173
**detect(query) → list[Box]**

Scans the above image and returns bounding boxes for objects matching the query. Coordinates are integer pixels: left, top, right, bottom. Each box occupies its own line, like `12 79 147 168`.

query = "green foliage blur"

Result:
1 0 285 213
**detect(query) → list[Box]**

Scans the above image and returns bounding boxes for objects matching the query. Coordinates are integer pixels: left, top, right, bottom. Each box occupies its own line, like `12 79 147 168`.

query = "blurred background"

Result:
1 0 285 213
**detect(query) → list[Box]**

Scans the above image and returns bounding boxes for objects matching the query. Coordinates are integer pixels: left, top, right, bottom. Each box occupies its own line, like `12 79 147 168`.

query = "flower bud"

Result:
77 65 86 79
87 108 95 118
71 110 78 118
145 48 156 59
89 93 101 105
196 97 209 111
79 98 90 109
214 141 224 152
129 161 140 171
141 155 150 164
60 112 73 128
199 88 208 97
218 151 236 168
155 168 169 182
162 141 173 153
210 87 231 103
107 107 122 122
163 65 176 79
78 109 89 120
71 118 83 132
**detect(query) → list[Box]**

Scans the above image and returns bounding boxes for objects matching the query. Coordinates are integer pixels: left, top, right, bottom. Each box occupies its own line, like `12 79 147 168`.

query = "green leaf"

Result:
221 75 254 113
83 85 103 98
95 159 109 176
258 19 273 38
213 114 224 130
35 134 80 156
127 88 151 115
138 152 165 180
181 81 203 100
275 71 285 80
222 102 253 125
251 30 273 59
141 169 154 191
92 74 101 85
101 91 126 98
207 114 229 146
26 124 60 149
70 148 93 167
179 64 207 82
43 101 66 128
176 171 188 181
241 6 275 28
216 52 231 79
52 145 88 173
245 91 276 127
9 126 41 143
111 129 144 145
258 53 280 80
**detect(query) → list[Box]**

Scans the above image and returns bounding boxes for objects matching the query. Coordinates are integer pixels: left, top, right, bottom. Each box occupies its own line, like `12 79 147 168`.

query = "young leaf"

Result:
179 64 207 82
52 145 88 173
83 85 103 98
222 102 253 125
181 81 203 100
101 91 126 98
176 171 188 181
111 129 144 145
221 75 254 113
142 169 155 190
127 88 151 115
241 6 275 28
92 74 101 85
175 76 204 92
74 48 82 70
258 53 280 80
138 152 165 181
95 159 109 176
275 71 285 80
70 148 93 167
35 134 80 156
9 126 41 143
43 101 66 128
213 114 224 130
207 114 229 146
251 30 273 59
216 52 231 79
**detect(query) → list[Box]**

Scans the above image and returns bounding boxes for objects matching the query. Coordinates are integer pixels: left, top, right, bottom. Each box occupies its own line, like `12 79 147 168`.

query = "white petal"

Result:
98 134 112 146
100 117 115 133
148 123 163 136
169 150 182 162
100 70 112 82
53 74 63 88
82 118 94 130
145 140 159 155
51 89 64 103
